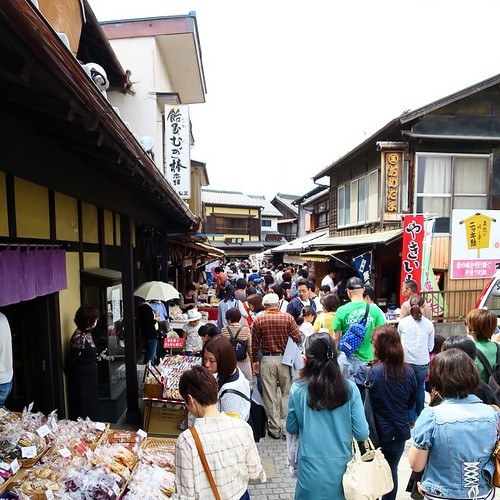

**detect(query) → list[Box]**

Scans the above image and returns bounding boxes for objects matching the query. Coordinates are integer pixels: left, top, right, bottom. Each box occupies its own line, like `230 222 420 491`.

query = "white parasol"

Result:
134 281 180 302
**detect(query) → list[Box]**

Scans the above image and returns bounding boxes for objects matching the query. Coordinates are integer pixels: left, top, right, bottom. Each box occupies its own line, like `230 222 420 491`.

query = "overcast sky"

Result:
89 0 500 200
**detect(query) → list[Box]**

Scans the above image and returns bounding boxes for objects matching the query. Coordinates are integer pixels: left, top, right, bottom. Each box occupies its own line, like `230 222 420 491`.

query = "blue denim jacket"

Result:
413 395 498 499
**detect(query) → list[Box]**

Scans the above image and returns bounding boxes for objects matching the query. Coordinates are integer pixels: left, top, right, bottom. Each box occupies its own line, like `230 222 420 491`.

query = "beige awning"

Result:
309 228 403 249
300 249 345 263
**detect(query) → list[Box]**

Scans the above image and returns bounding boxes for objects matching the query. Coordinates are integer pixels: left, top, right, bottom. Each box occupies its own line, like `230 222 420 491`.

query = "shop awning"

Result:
271 230 328 254
309 228 403 249
300 249 345 263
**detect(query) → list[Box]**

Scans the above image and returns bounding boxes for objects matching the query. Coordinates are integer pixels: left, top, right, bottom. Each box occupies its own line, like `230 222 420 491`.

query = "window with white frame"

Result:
338 169 380 227
415 154 489 232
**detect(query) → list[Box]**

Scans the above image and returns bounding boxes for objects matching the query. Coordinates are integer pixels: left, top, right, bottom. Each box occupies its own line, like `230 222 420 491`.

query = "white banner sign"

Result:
165 105 191 199
450 209 500 279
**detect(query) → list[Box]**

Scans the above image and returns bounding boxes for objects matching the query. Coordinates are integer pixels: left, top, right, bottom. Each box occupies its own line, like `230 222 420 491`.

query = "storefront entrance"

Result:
0 294 63 415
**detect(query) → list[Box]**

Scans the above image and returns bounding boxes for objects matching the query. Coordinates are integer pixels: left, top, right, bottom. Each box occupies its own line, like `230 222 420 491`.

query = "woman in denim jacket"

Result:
409 348 498 500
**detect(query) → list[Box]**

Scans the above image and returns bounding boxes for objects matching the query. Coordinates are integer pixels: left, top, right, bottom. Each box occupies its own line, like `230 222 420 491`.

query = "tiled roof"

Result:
248 195 283 217
273 193 300 216
201 189 263 208
302 188 330 208
210 240 264 249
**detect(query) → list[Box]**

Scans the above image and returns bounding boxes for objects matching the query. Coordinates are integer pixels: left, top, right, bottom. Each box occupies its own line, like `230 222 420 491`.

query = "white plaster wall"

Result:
262 217 278 232
107 37 175 172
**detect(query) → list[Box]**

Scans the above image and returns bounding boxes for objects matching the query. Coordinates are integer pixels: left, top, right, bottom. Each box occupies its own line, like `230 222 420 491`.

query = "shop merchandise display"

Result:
157 355 201 400
0 407 183 499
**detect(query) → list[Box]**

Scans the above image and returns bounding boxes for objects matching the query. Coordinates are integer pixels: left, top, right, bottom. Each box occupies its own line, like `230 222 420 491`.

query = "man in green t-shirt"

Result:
333 277 386 377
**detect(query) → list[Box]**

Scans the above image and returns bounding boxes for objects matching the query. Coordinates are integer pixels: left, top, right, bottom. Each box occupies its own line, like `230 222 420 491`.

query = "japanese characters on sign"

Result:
383 151 402 221
400 214 424 304
450 209 500 279
164 105 191 199
353 251 372 285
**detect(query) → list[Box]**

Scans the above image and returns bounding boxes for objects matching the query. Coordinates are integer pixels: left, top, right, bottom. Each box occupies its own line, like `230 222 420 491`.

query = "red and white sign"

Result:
163 337 185 349
400 214 425 304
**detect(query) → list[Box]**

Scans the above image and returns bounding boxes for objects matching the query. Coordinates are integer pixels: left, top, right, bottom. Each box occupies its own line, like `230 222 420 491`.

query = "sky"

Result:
89 0 500 200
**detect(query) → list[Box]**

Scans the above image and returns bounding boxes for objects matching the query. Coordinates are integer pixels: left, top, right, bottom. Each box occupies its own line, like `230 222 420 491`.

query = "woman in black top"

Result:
66 305 100 420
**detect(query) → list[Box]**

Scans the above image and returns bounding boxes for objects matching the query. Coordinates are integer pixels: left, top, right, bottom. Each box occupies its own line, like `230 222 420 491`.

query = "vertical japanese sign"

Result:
353 251 372 285
421 219 447 317
450 209 500 279
165 105 191 199
382 151 402 221
400 214 424 304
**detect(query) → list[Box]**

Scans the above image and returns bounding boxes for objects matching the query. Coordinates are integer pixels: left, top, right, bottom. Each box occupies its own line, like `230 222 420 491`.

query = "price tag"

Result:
27 402 34 413
10 459 20 474
45 488 55 500
112 483 120 496
0 461 10 471
85 449 94 460
21 446 37 459
137 429 147 439
58 447 72 459
37 424 51 438
95 422 106 432
138 449 143 460
50 419 58 432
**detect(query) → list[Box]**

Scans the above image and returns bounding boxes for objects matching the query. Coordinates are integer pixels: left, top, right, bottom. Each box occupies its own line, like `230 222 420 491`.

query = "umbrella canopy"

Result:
134 281 180 301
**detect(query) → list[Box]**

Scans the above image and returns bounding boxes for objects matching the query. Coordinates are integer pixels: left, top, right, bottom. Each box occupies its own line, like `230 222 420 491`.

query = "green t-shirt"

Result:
333 301 386 362
475 339 499 383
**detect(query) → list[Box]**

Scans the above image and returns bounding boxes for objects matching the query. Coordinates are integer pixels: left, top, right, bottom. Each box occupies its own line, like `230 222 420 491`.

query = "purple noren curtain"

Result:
0 248 67 307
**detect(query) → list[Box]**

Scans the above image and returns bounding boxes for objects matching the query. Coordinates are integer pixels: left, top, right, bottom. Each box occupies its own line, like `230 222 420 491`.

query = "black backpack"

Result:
227 325 247 361
476 344 500 403
220 388 267 442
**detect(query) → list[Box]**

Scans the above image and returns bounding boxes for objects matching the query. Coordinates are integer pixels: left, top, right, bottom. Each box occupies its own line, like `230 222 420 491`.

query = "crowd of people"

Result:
63 259 500 500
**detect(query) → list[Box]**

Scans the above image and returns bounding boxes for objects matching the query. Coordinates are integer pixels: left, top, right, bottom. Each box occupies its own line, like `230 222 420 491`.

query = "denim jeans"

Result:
380 438 406 500
0 379 13 407
143 339 157 365
408 363 429 423
239 491 250 500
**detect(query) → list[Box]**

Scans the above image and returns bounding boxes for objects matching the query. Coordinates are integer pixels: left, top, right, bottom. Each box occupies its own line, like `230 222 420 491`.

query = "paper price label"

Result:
137 429 147 439
0 461 10 471
21 446 37 459
37 424 51 438
10 459 20 474
95 422 106 432
85 449 94 460
112 483 120 495
27 402 34 413
45 488 55 499
138 449 143 460
58 447 72 459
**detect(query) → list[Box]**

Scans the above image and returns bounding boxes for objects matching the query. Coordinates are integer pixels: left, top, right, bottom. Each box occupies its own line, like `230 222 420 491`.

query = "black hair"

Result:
319 285 331 294
271 283 284 299
442 335 476 360
300 332 349 410
223 284 236 302
409 295 424 321
198 323 221 338
362 286 375 302
236 278 247 290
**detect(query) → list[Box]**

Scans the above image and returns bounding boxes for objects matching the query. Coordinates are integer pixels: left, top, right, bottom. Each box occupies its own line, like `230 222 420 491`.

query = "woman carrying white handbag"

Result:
286 332 369 499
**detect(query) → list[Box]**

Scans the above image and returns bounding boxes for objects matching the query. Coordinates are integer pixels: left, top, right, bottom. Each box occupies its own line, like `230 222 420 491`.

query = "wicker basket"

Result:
88 422 110 450
19 445 50 468
141 437 177 452
0 469 20 495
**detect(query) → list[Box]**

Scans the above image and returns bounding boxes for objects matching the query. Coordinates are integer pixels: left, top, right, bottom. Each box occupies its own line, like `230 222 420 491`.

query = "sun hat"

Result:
186 308 202 321
262 293 280 306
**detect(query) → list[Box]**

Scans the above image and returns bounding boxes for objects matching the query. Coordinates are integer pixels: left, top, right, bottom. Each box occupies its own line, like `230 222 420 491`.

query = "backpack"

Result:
475 344 500 403
339 303 370 356
227 325 247 361
220 388 267 442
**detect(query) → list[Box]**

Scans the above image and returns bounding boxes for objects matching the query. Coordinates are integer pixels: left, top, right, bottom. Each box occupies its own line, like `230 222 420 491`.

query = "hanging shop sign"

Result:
382 151 402 222
450 209 500 279
353 251 372 285
165 105 191 200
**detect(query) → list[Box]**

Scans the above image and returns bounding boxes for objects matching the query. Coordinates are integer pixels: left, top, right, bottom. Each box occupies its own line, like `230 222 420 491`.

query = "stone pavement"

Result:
248 434 415 499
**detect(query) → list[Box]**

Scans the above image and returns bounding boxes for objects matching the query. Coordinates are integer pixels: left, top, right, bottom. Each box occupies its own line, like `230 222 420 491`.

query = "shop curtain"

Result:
0 247 67 307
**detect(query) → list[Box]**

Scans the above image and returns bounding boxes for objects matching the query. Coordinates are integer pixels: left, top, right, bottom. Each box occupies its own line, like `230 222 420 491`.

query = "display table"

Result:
142 397 188 436
199 305 218 321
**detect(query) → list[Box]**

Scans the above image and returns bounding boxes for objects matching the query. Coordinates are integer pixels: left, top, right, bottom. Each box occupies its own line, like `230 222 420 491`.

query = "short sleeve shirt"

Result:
333 301 386 362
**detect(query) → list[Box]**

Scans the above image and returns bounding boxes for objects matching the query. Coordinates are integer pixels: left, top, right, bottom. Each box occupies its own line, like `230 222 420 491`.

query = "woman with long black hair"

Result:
355 325 417 500
286 332 368 499
217 284 248 330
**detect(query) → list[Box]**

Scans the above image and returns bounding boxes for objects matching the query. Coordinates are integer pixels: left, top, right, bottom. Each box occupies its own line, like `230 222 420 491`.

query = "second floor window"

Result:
262 219 272 227
338 170 379 227
415 154 489 233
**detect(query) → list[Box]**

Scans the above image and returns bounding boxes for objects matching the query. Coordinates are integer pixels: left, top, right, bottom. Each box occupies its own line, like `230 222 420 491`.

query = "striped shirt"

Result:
172 413 266 499
251 307 301 362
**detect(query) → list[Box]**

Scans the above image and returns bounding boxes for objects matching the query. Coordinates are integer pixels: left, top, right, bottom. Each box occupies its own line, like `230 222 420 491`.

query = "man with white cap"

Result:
252 293 301 439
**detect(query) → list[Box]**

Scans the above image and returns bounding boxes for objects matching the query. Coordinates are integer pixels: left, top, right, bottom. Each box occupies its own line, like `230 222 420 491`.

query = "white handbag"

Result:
343 437 394 500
